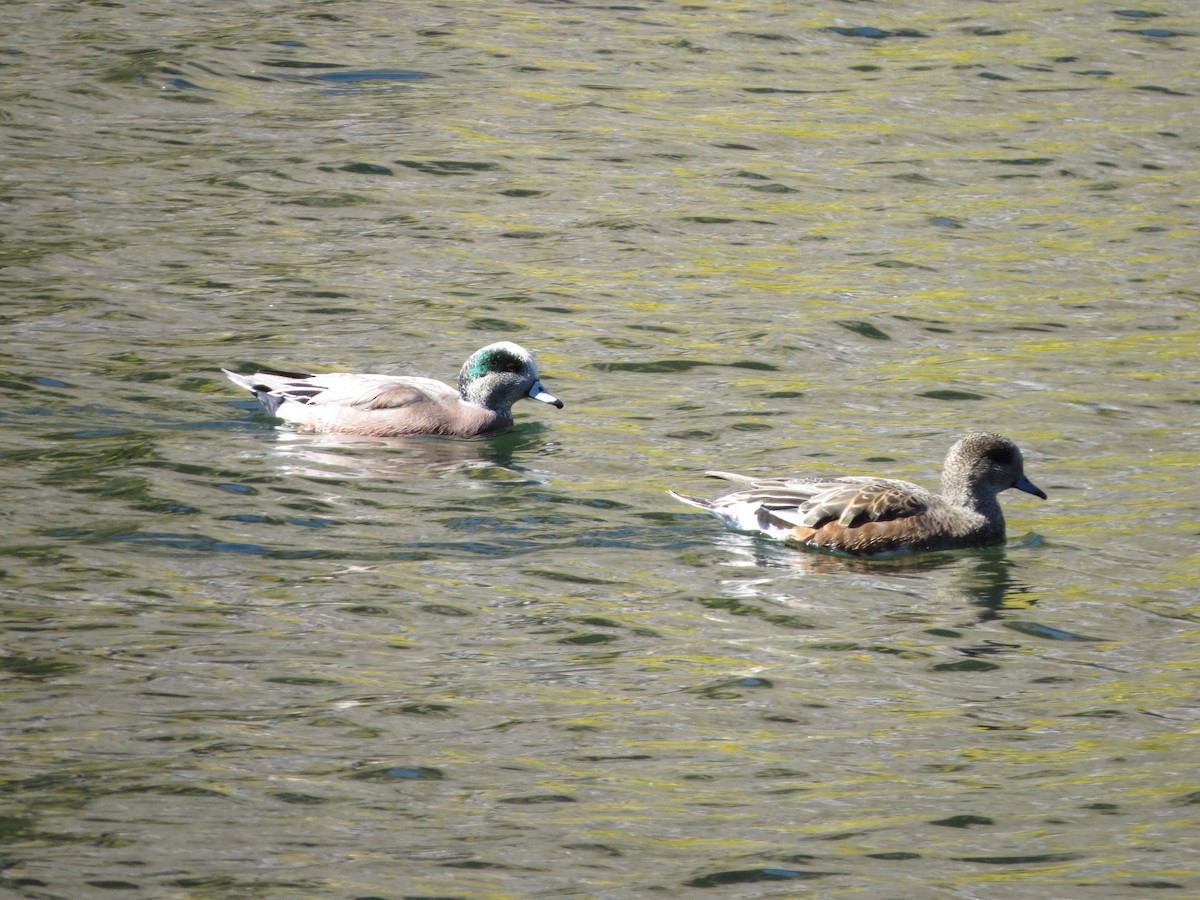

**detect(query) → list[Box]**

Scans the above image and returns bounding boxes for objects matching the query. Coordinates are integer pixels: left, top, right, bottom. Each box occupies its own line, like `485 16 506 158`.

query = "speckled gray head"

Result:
457 341 563 414
942 432 1047 507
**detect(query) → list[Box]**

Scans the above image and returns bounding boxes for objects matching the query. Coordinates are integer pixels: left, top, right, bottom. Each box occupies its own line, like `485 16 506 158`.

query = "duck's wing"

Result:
792 478 929 528
313 375 458 411
232 371 458 411
710 475 931 529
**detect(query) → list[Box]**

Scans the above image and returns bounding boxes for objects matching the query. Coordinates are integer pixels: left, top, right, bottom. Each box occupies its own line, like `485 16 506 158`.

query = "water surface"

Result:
2 1 1198 896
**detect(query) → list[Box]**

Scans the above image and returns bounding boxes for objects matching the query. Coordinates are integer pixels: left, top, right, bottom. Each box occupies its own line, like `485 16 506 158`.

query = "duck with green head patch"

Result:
223 341 563 437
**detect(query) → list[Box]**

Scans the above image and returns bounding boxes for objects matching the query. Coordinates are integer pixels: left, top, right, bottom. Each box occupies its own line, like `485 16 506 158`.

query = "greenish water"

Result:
2 1 1198 897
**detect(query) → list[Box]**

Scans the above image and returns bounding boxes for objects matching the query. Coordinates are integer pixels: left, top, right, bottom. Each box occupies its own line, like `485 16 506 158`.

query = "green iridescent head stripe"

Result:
465 344 529 381
457 342 538 399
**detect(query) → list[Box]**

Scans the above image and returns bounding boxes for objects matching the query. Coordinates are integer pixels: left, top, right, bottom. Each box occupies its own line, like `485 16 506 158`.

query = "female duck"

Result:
670 432 1046 556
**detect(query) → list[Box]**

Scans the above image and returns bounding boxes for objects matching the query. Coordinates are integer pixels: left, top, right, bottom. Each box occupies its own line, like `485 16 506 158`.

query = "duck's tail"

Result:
667 489 715 513
222 369 286 416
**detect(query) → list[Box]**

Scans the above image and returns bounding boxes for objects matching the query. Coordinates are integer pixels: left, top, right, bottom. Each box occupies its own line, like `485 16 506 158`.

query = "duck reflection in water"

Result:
235 425 555 482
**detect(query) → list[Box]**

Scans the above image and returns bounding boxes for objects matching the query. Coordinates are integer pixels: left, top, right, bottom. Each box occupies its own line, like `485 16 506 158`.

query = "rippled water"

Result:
3 1 1198 897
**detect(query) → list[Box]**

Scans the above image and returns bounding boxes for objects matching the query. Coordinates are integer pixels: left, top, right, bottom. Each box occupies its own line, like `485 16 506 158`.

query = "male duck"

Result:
224 341 563 437
670 432 1046 556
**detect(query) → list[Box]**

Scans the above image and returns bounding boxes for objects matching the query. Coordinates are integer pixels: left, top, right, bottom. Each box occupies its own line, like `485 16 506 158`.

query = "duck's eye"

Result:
984 446 1014 465
486 351 525 374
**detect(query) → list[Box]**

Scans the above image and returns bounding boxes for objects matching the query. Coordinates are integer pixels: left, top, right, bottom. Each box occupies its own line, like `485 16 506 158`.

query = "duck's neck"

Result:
942 476 1003 522
471 387 513 416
